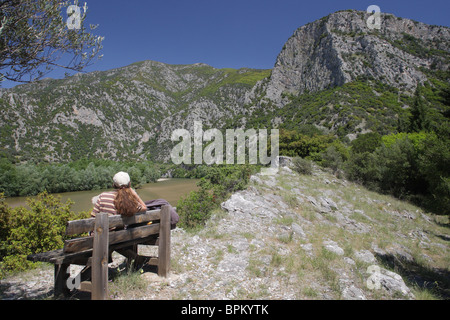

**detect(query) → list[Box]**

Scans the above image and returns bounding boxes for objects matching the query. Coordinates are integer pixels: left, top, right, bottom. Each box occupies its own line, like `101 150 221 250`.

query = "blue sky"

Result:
2 0 449 88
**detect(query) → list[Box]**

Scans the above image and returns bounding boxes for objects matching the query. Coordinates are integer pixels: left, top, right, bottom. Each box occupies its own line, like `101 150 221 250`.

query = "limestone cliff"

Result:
256 10 449 106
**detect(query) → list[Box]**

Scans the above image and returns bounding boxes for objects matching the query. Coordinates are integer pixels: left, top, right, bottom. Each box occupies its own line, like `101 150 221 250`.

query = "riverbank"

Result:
1 164 449 300
4 178 198 213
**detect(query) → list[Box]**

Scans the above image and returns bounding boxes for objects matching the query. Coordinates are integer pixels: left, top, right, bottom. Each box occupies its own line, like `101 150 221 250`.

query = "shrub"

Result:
319 141 349 173
346 134 426 197
344 151 381 189
375 137 424 197
0 192 89 276
351 132 381 154
292 157 313 175
417 131 450 215
320 146 344 173
345 130 449 216
176 179 218 229
176 165 258 230
279 130 335 158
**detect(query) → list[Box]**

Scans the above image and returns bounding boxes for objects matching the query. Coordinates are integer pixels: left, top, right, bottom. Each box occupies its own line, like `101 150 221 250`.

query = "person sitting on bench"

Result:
91 171 147 218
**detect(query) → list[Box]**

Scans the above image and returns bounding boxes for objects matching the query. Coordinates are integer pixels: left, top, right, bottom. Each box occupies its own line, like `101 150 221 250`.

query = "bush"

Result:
176 165 258 230
279 130 335 158
345 130 449 215
0 192 89 277
292 157 313 175
351 132 381 154
320 146 344 173
318 141 349 173
346 133 426 197
344 151 381 190
176 179 217 229
375 137 425 197
417 132 450 215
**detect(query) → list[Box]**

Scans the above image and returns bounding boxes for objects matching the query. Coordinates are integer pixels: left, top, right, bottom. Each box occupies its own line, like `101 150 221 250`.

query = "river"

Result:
4 178 199 214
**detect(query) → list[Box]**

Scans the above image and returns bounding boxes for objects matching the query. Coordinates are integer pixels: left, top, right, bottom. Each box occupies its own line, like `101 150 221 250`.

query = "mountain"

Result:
239 10 450 137
259 10 449 105
0 10 449 162
0 62 270 162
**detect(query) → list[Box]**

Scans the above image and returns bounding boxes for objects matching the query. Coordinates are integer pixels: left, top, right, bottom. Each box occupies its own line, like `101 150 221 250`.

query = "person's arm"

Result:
131 188 147 212
91 195 101 217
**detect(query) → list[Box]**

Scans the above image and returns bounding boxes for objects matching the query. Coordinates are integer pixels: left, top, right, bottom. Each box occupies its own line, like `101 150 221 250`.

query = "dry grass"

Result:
252 167 450 300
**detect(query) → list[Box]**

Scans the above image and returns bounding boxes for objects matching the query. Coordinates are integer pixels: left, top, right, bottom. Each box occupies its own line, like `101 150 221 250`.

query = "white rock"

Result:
323 240 344 256
354 250 377 264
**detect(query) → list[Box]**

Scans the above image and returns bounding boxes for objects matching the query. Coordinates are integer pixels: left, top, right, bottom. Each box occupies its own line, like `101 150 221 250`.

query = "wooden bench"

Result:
27 205 173 300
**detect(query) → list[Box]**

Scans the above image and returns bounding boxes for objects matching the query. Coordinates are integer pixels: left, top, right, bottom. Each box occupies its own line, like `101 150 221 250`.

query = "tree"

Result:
441 86 450 107
0 0 103 84
409 86 430 132
351 132 381 154
418 131 450 216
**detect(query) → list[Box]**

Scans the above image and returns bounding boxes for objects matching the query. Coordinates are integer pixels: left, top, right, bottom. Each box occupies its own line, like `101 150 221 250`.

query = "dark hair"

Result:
113 183 141 217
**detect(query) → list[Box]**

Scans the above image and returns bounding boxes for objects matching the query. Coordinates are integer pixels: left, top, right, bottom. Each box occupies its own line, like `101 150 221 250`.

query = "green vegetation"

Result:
274 81 450 216
243 75 449 217
198 68 271 97
291 157 313 175
279 128 449 216
345 130 449 216
176 165 259 230
0 192 89 277
279 129 335 158
0 158 161 197
390 33 449 62
248 77 449 139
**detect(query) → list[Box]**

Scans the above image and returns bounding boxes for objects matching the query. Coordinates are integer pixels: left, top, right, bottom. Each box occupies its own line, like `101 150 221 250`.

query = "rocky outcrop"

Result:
260 10 449 106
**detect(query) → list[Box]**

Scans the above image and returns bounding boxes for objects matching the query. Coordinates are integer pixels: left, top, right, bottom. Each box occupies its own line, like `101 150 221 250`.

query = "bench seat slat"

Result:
28 249 65 263
64 222 160 253
65 209 161 236
28 248 93 265
27 235 159 265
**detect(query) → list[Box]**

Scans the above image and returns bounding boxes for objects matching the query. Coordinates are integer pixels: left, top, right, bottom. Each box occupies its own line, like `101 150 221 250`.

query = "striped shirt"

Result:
92 191 119 216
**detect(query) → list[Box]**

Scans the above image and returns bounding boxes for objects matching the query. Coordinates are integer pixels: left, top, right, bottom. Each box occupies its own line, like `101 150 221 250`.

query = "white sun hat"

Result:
113 171 131 187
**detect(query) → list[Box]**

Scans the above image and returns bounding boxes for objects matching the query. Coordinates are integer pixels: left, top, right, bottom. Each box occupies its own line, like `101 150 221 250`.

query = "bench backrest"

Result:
63 208 166 254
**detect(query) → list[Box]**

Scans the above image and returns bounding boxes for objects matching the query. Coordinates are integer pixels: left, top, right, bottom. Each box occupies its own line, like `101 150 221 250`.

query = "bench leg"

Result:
158 205 171 277
54 263 70 298
92 212 109 300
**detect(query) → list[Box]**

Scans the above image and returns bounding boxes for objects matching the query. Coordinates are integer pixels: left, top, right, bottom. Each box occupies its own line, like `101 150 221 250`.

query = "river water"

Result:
4 178 199 214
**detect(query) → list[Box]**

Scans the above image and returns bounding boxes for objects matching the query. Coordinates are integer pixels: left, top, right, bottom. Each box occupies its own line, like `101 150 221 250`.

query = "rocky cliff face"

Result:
259 10 449 106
